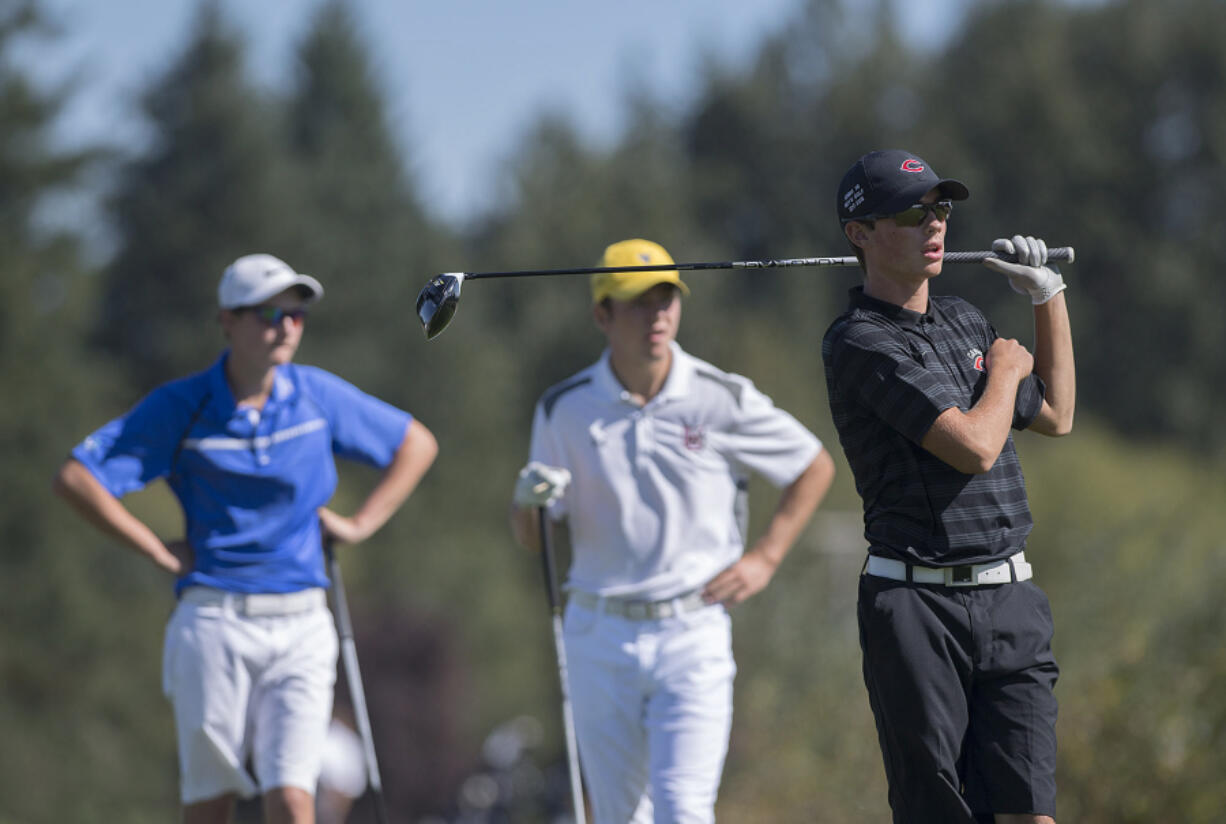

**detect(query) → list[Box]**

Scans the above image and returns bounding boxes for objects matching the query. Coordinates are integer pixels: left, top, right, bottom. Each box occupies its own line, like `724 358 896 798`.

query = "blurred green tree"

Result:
935 0 1226 456
95 0 295 389
8 0 1226 819
281 0 454 400
0 2 179 820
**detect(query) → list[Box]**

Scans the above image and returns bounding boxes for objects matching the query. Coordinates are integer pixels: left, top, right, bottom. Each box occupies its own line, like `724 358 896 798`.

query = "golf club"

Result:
324 538 390 824
537 507 587 824
415 247 1075 339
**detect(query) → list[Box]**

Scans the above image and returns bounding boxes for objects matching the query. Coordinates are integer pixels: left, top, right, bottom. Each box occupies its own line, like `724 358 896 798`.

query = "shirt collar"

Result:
208 351 296 416
271 368 296 403
657 341 693 401
208 352 237 414
594 341 693 405
848 285 941 331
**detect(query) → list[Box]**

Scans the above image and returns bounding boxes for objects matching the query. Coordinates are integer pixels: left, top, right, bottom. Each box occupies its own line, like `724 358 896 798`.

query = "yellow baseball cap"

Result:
590 239 691 304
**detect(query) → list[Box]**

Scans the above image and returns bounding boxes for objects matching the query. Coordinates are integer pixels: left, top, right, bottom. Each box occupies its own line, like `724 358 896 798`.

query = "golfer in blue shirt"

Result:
54 253 438 824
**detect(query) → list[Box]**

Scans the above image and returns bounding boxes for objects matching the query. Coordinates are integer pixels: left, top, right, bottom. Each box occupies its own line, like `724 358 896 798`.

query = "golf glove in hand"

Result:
514 462 571 508
983 234 1066 305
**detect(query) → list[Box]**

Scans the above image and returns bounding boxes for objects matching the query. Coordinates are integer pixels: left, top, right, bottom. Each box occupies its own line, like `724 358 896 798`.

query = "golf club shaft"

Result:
325 540 390 824
538 508 587 824
460 247 1074 281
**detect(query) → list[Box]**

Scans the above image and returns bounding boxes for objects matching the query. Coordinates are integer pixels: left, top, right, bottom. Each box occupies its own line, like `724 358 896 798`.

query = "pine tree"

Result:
0 3 178 817
282 0 450 398
97 1 293 388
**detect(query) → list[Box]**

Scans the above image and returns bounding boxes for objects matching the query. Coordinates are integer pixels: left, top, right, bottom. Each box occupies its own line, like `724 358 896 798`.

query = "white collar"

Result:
594 341 693 406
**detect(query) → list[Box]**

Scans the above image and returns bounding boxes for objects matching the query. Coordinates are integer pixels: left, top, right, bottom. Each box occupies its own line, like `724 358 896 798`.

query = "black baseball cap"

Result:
837 149 969 223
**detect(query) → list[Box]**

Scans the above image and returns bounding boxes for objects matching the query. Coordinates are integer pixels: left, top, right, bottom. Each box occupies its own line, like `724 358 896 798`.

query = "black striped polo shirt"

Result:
822 287 1044 567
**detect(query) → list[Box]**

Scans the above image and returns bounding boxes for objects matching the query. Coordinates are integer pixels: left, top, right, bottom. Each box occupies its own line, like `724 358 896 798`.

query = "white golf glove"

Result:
982 234 1066 305
513 462 571 508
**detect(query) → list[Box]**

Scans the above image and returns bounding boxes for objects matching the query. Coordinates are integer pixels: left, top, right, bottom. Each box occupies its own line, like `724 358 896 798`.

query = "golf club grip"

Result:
324 540 354 643
944 247 1074 264
538 507 563 614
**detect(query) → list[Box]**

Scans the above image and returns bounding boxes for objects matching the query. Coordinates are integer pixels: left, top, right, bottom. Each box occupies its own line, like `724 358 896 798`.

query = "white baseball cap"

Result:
218 253 324 309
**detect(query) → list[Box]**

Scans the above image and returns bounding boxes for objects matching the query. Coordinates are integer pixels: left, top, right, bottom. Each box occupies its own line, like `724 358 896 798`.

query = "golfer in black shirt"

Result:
823 150 1075 824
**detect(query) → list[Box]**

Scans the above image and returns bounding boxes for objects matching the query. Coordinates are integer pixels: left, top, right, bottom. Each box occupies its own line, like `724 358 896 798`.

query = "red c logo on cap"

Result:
900 159 925 173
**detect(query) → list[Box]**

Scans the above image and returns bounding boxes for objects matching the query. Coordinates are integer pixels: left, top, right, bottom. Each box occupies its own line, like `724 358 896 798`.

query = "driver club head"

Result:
416 272 465 339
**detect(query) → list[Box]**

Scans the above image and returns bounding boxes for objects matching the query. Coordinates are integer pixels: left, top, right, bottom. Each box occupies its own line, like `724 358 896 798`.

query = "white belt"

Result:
180 586 327 616
865 552 1032 587
568 589 710 621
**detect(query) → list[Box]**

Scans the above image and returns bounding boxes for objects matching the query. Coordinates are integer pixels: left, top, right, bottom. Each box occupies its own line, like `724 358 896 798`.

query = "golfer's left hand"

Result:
513 462 571 508
703 554 777 607
982 234 1066 304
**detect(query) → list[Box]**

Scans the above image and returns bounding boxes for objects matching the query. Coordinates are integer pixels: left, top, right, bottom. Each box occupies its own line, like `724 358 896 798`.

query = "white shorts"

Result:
162 587 338 804
564 598 736 824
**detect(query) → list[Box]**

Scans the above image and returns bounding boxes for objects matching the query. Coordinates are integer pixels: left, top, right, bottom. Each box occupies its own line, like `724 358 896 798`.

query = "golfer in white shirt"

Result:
509 239 835 823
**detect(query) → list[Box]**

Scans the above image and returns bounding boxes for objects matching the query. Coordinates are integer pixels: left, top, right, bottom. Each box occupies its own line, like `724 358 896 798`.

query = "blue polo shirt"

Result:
72 353 412 595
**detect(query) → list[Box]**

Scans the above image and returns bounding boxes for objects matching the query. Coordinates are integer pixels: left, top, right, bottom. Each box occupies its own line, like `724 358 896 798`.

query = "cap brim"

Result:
289 275 325 303
595 274 690 303
876 178 970 216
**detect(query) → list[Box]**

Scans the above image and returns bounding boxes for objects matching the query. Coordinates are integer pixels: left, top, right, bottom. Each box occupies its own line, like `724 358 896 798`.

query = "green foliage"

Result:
95 1 296 389
0 4 176 819
1018 424 1226 823
935 0 1226 457
281 0 454 401
4 0 1226 819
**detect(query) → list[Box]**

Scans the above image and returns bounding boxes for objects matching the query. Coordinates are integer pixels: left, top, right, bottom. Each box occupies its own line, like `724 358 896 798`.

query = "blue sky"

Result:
19 0 968 225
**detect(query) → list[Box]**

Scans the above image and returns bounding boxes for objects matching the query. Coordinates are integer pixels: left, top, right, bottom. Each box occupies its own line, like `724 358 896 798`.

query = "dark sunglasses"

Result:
240 305 309 325
847 200 954 227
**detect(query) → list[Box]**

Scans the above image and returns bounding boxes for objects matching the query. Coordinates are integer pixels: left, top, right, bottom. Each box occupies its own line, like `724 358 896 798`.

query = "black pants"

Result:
858 575 1059 824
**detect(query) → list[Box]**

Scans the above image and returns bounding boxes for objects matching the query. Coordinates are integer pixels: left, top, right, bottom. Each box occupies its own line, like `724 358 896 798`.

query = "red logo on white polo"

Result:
684 424 706 450
900 159 925 173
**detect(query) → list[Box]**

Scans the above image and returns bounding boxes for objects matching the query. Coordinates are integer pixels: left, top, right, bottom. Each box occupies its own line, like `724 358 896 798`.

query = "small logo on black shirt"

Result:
968 347 985 372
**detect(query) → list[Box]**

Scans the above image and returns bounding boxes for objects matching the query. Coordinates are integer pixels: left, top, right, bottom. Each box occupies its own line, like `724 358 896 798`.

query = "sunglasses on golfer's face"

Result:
854 200 954 227
239 305 309 326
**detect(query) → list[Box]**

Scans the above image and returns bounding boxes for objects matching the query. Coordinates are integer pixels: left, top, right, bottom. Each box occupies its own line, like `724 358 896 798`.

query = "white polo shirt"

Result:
528 342 822 600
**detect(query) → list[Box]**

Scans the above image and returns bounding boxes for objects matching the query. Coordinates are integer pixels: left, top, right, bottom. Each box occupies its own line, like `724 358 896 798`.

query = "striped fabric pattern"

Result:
181 418 328 452
822 287 1044 567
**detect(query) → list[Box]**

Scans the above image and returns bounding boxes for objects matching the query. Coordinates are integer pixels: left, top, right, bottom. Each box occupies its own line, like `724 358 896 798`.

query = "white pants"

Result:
162 588 338 803
564 598 736 824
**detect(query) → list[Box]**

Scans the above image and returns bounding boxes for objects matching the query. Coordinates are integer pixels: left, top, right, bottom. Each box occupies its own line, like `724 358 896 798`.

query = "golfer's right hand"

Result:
986 336 1034 379
513 462 571 507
